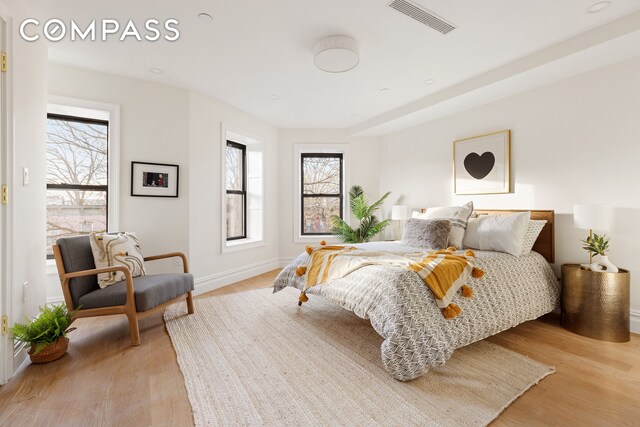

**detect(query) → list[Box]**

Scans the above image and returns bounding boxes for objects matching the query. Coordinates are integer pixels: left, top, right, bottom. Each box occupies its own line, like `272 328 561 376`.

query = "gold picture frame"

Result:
453 129 510 195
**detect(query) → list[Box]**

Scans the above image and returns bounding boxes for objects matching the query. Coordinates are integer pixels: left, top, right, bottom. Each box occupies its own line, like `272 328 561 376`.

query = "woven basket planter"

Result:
28 337 69 364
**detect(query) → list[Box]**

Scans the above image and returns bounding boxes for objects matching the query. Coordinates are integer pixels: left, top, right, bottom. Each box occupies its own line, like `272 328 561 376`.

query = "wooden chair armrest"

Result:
143 252 189 273
64 265 131 280
62 266 135 312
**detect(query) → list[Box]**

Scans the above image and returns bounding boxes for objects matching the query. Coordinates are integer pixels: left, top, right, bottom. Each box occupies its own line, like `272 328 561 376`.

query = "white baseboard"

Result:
194 258 280 296
278 257 295 268
46 296 65 305
631 309 640 334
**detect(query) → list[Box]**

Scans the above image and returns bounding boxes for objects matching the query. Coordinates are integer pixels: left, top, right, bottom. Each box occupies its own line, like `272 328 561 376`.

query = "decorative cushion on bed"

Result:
401 219 451 250
413 201 473 248
463 212 530 256
520 220 547 255
89 232 147 288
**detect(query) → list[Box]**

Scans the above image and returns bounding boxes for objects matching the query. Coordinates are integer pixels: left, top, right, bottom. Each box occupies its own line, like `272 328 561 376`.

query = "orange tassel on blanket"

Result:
461 284 473 298
295 266 307 276
298 291 309 306
442 303 462 319
472 267 485 279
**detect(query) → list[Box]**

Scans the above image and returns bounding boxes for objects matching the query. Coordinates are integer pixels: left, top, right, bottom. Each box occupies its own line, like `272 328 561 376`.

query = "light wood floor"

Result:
1 270 639 426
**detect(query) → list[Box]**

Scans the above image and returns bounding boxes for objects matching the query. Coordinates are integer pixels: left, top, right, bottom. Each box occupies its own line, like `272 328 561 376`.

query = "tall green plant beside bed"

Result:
330 185 391 243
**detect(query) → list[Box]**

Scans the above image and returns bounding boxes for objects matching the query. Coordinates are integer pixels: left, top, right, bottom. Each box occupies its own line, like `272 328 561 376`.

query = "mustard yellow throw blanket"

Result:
295 242 485 319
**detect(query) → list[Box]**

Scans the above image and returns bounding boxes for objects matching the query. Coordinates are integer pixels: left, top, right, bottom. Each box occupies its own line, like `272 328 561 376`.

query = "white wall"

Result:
45 65 281 299
47 64 190 300
12 29 48 318
378 56 640 326
188 91 279 293
0 0 47 376
277 129 381 259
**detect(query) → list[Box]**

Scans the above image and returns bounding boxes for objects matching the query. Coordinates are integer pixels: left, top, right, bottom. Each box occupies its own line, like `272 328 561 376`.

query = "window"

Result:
221 124 265 252
46 113 109 258
225 141 246 240
300 153 344 235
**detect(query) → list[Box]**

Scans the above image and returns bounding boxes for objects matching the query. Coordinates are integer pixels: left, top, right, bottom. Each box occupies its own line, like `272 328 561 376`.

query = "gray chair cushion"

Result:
78 273 194 312
56 235 99 308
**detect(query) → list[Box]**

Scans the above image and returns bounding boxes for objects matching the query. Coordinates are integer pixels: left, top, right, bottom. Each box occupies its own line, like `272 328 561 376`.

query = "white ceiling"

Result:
22 0 640 131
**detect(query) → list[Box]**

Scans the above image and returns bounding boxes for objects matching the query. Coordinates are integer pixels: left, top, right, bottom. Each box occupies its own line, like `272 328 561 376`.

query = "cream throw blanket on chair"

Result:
295 243 485 319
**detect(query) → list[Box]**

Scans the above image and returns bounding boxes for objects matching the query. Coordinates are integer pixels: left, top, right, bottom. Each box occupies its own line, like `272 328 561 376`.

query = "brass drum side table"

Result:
561 264 630 342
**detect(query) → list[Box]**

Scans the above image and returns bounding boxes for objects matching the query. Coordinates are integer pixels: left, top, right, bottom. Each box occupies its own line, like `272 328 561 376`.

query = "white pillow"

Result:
463 212 530 256
520 220 547 256
89 232 147 288
414 201 473 248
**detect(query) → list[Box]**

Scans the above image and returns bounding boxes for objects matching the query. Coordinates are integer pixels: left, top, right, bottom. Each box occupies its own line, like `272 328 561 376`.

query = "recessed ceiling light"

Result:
197 12 214 22
379 87 390 92
423 79 436 85
150 68 163 75
587 1 612 13
269 95 279 100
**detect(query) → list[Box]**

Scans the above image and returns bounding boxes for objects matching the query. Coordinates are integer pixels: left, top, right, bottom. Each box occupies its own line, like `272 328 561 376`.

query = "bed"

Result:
272 210 560 381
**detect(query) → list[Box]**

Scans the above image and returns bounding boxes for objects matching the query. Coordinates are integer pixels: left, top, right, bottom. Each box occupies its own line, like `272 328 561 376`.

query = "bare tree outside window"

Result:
46 114 108 258
301 154 343 235
226 141 246 240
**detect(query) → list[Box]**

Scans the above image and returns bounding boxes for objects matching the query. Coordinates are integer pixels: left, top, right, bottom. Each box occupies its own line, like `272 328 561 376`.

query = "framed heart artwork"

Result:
453 130 510 195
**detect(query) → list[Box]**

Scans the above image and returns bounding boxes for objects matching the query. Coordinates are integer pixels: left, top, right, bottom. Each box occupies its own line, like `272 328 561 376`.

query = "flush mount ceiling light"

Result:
197 12 214 22
587 1 612 13
423 79 436 85
313 35 359 73
150 68 164 74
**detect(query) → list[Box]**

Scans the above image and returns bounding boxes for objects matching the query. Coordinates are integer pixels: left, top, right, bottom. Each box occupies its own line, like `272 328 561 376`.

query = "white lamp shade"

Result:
573 204 613 231
391 205 410 221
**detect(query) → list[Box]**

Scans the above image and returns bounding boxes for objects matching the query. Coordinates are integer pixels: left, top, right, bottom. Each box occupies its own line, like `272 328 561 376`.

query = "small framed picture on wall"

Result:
453 130 510 195
131 161 179 197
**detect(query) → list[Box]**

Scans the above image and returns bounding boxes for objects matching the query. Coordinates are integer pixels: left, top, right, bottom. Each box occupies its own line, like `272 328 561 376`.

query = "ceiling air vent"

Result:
388 0 456 35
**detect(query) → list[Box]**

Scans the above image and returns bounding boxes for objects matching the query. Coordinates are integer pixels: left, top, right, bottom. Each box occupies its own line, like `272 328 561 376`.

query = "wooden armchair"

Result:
53 235 195 346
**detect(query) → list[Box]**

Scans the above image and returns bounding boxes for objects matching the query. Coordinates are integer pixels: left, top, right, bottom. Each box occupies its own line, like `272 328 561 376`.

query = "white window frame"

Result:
294 144 350 244
220 122 266 253
45 96 120 273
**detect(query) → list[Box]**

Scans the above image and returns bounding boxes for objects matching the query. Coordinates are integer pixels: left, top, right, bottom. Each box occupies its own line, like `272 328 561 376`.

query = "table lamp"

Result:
391 205 410 240
573 204 613 266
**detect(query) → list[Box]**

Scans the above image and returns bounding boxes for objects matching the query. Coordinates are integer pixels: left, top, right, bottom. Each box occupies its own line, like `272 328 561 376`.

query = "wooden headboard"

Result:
474 210 555 263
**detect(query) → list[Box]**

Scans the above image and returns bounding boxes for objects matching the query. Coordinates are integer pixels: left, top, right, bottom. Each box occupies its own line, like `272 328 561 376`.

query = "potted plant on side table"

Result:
581 233 619 272
11 304 76 364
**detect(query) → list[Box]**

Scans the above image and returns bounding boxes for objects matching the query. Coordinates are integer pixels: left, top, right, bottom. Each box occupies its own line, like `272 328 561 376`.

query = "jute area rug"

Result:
164 287 554 427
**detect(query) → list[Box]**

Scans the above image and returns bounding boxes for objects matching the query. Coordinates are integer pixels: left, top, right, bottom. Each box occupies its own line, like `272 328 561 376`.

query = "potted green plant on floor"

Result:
11 304 76 364
331 185 391 243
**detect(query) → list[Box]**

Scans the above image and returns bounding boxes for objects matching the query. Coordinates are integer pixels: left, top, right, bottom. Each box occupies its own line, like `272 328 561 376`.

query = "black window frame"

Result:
300 152 344 236
226 140 247 241
46 113 109 259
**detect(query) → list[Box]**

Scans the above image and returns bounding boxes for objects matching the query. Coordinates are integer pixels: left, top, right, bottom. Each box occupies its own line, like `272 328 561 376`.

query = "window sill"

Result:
222 238 265 254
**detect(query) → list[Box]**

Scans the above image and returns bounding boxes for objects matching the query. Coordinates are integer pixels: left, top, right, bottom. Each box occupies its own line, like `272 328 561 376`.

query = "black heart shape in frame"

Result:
464 152 495 180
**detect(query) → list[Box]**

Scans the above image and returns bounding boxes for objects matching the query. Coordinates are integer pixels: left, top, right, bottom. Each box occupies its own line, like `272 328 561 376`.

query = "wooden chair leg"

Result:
126 312 141 346
186 291 195 314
